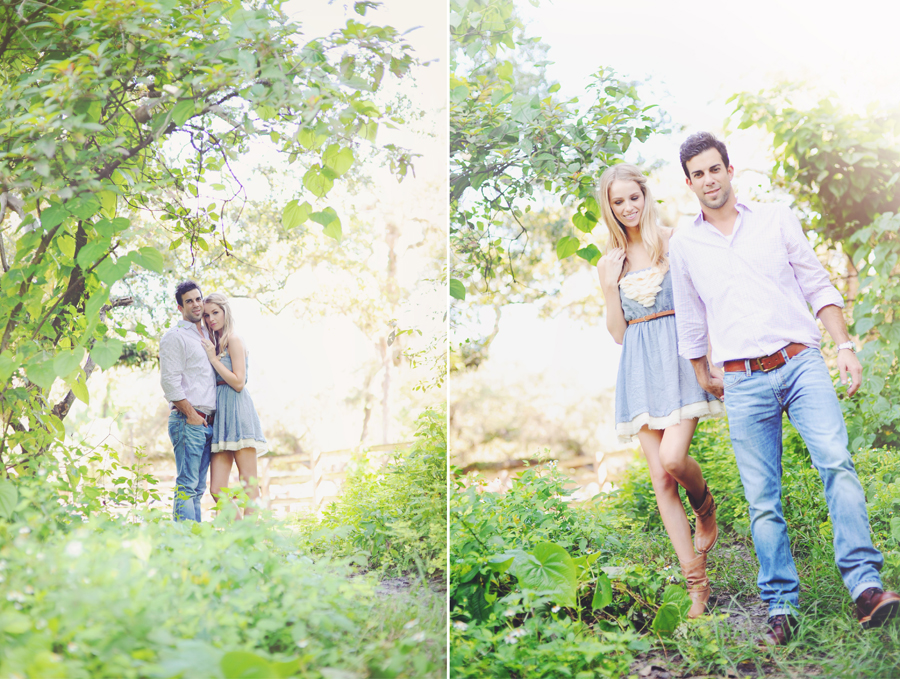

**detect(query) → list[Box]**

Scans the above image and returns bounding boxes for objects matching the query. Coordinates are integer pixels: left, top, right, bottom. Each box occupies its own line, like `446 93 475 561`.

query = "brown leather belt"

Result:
628 309 675 325
216 380 226 386
170 408 215 425
723 343 808 373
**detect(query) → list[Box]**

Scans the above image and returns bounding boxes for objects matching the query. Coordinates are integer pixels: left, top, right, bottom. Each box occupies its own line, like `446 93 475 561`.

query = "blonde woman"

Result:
200 292 267 518
595 164 724 617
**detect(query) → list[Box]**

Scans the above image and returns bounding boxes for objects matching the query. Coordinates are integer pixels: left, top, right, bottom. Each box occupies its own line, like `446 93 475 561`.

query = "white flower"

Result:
6 591 25 603
410 631 426 643
18 527 30 535
452 621 468 631
296 639 309 649
619 266 666 307
23 585 33 595
551 605 561 613
403 619 418 630
503 634 519 645
65 541 83 557
503 609 516 617
67 643 78 653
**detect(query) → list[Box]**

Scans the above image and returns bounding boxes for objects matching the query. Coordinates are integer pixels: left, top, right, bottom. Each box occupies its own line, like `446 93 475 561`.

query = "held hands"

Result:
200 337 217 361
702 374 725 401
596 248 626 290
838 348 862 397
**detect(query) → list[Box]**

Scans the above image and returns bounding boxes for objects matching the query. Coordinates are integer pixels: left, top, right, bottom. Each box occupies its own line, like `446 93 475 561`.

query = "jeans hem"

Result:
767 605 796 617
850 580 883 601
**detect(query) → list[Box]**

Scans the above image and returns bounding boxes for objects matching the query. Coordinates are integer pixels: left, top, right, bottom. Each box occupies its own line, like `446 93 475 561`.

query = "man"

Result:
159 280 216 522
669 132 899 645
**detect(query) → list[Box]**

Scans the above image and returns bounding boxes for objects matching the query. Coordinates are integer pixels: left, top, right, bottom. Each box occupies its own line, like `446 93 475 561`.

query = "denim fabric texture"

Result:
615 269 722 438
168 410 212 522
723 347 883 615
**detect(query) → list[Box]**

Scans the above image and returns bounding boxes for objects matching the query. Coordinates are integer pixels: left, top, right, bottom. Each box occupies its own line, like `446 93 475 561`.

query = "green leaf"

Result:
511 541 577 607
572 210 596 234
25 355 57 390
548 83 561 94
556 236 579 260
0 479 17 520
449 278 466 301
282 200 311 229
323 145 354 176
40 202 69 229
891 517 900 543
0 351 19 384
171 99 196 126
651 602 683 635
221 651 276 679
91 338 124 370
68 370 90 405
76 238 112 269
96 255 133 286
133 247 165 273
98 190 117 216
85 288 111 322
303 167 334 198
323 220 342 242
591 572 612 610
53 348 86 378
486 553 514 574
576 245 601 266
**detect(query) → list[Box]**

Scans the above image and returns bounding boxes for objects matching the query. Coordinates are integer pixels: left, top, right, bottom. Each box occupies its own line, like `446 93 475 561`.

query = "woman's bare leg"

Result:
209 452 236 516
637 427 696 563
656 418 706 502
233 447 260 517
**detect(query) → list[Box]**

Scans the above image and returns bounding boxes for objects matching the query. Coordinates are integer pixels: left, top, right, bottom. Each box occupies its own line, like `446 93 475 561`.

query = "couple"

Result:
598 132 899 645
159 280 268 523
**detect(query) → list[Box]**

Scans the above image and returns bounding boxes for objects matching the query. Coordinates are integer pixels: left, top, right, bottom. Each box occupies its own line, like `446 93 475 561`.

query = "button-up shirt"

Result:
669 200 844 366
159 319 216 412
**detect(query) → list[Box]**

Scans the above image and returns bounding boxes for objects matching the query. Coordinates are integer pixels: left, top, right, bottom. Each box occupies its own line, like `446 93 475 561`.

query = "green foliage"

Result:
300 407 447 578
449 0 666 301
0 451 444 678
0 0 417 469
843 212 900 450
449 465 701 678
729 88 900 248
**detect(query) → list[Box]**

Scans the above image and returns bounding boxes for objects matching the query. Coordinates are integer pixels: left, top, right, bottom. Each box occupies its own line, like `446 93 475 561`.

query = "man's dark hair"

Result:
175 280 201 308
679 132 730 177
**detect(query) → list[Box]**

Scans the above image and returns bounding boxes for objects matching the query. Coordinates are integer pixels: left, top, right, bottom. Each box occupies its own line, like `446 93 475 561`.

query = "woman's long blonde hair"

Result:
597 163 669 276
203 292 235 357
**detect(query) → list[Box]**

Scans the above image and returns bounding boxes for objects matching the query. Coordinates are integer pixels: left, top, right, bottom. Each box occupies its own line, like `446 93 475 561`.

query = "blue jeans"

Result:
167 411 212 522
723 347 883 616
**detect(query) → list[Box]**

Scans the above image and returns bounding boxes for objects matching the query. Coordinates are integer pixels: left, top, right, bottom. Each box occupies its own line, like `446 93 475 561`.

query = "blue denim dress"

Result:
211 349 268 456
614 268 723 442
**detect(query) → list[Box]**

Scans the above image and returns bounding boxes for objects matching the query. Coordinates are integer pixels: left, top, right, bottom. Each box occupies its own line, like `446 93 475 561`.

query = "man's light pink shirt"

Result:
669 200 844 367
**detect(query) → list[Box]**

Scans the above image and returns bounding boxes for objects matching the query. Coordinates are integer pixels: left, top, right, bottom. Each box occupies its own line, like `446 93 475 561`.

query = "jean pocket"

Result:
722 371 747 389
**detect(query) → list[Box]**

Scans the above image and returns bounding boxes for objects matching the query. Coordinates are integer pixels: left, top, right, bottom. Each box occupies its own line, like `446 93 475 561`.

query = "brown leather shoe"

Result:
758 614 796 647
679 552 710 619
691 484 718 554
856 587 900 629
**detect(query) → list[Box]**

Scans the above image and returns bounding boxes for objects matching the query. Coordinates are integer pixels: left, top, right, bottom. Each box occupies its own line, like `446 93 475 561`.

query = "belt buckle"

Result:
755 354 780 373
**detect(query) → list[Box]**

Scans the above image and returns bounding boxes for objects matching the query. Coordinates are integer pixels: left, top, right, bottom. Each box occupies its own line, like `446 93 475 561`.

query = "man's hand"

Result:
838 348 862 397
690 356 724 400
185 410 206 426
701 374 725 401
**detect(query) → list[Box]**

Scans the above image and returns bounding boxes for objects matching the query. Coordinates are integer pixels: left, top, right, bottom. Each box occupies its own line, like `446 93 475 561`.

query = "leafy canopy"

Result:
0 0 416 468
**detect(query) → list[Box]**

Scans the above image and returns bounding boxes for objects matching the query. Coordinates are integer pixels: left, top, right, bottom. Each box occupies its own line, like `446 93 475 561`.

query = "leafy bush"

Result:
299 407 447 578
1 439 446 678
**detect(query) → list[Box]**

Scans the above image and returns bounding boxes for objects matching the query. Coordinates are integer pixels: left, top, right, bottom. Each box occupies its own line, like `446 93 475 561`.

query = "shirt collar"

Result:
176 319 200 331
692 197 753 226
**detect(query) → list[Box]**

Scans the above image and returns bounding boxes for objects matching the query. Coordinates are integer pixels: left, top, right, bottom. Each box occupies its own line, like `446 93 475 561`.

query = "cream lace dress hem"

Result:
616 399 726 443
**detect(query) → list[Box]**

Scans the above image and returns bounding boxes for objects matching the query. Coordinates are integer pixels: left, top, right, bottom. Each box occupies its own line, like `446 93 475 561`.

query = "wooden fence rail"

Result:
151 441 415 516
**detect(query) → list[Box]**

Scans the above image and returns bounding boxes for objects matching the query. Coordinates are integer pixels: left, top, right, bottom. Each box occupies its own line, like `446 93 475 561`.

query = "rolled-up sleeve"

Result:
159 332 185 403
780 206 843 316
670 240 709 360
